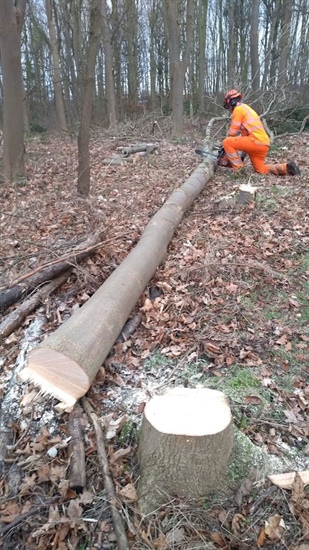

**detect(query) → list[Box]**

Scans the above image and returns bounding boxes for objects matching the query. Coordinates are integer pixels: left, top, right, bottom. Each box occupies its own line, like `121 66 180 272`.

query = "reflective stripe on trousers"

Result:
223 136 287 175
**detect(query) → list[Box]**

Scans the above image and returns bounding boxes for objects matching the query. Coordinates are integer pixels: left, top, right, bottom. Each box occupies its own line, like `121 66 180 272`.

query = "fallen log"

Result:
82 398 129 550
116 144 158 157
68 404 86 493
0 232 103 314
137 387 233 514
19 157 215 408
0 271 71 343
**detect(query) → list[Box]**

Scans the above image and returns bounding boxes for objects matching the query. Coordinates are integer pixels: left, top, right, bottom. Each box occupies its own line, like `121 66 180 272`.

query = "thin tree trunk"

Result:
45 0 68 131
167 0 194 137
278 0 292 88
100 0 117 125
0 0 26 182
227 0 235 87
198 0 207 112
149 0 157 108
77 0 101 196
250 0 260 110
125 0 139 107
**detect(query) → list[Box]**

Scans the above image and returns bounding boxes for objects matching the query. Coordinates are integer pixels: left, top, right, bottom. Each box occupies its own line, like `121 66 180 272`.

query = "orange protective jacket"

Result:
228 103 270 146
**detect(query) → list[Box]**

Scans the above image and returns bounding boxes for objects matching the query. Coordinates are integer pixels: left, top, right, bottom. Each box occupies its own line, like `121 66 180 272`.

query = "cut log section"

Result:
116 143 158 157
19 159 215 409
137 387 233 514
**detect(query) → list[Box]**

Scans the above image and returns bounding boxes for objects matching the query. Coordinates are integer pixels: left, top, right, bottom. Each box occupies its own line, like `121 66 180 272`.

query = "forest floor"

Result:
0 117 308 550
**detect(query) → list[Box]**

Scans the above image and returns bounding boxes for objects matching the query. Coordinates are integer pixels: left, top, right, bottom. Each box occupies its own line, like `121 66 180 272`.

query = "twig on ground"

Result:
82 397 129 550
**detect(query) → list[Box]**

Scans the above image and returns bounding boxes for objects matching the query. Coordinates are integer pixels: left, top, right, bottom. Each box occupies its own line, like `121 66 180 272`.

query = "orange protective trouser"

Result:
223 136 288 175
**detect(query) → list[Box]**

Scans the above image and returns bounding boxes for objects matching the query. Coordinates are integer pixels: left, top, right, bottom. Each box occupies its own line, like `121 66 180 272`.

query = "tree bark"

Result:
138 387 233 514
197 0 207 113
77 0 101 196
68 404 86 493
20 159 215 409
125 0 139 107
278 0 292 88
100 0 117 125
167 0 194 137
250 0 261 110
45 0 68 131
0 0 26 182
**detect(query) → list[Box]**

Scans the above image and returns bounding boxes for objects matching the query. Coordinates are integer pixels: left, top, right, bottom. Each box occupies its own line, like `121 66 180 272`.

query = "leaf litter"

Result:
0 122 308 549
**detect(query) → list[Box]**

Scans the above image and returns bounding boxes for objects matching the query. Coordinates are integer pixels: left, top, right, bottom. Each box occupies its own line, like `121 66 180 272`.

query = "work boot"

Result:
287 161 301 176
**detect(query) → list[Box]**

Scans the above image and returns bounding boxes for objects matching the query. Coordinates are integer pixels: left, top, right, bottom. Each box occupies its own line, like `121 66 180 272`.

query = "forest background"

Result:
0 0 309 187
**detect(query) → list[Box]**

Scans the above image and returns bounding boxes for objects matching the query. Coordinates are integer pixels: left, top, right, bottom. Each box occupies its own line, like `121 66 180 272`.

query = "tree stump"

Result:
137 387 233 514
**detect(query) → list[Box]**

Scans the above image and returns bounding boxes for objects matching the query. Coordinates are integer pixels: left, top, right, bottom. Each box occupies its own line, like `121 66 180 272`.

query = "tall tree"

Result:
197 0 208 112
227 0 235 87
250 0 260 109
125 0 139 107
277 0 292 87
45 0 68 131
166 0 194 137
77 0 101 196
100 0 117 125
0 0 27 182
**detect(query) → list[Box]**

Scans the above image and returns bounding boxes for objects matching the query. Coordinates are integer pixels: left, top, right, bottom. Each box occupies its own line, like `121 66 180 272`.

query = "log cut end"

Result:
19 347 90 408
138 387 233 514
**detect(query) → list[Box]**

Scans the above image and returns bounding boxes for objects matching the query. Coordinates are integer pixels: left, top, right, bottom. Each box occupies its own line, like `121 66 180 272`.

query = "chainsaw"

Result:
195 146 246 168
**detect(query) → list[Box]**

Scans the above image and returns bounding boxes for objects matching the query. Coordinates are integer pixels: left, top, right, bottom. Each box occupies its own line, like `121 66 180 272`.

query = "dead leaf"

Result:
289 297 300 308
118 483 138 502
226 282 238 293
67 499 83 521
256 526 265 547
245 395 262 405
231 513 245 535
276 334 288 345
203 341 221 355
110 446 132 464
142 298 153 311
265 514 285 540
292 472 306 503
48 505 61 523
210 531 229 548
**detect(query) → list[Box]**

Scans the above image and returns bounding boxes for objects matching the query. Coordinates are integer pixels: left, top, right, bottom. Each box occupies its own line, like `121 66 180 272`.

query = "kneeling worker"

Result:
222 89 301 176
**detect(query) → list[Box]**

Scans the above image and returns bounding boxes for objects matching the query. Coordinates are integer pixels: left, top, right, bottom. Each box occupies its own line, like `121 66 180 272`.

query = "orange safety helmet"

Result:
224 89 242 109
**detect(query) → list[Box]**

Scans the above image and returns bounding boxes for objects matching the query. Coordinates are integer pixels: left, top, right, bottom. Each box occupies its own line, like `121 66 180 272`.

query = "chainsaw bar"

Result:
195 149 217 159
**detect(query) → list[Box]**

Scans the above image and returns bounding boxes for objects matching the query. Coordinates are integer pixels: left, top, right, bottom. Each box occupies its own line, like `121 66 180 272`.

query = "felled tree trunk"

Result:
19 159 215 409
137 387 233 514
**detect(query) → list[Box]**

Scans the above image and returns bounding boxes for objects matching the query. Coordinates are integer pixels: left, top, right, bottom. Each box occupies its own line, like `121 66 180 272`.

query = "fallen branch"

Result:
0 232 103 314
275 114 309 140
0 496 60 537
0 271 71 343
82 398 129 550
68 404 86 493
116 312 143 343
